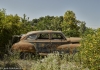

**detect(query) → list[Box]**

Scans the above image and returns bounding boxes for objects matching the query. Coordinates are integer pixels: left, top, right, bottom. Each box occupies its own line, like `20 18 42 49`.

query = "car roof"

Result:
26 30 62 35
20 30 66 40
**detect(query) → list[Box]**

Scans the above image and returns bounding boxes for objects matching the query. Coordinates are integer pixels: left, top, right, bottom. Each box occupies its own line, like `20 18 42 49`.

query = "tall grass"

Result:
0 42 89 70
0 51 85 70
31 53 83 70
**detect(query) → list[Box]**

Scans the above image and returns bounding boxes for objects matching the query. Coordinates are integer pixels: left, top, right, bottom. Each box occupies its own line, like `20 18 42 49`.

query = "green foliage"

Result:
0 9 34 55
79 21 86 36
61 11 78 37
31 16 63 31
20 14 34 33
0 9 22 54
31 10 86 37
80 28 100 70
61 10 86 37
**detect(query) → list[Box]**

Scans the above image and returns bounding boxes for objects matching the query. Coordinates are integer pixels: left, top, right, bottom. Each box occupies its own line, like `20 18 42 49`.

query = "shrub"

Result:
80 28 100 70
31 53 82 70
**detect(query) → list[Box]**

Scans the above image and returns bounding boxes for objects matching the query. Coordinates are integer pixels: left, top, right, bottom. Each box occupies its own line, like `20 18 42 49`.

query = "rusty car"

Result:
11 30 81 59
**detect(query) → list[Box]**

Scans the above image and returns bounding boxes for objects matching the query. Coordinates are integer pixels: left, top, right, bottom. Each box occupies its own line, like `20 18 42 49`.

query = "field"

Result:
0 52 89 70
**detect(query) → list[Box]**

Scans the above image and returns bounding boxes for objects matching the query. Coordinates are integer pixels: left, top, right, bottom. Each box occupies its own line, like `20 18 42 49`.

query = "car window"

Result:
37 33 49 39
27 34 37 40
51 33 64 39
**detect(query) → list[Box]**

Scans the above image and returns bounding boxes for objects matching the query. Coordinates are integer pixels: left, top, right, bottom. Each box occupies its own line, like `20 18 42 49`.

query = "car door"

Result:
50 32 67 53
34 32 51 53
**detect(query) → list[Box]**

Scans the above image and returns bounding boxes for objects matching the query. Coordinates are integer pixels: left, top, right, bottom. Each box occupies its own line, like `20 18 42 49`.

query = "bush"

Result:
31 53 82 70
80 28 100 70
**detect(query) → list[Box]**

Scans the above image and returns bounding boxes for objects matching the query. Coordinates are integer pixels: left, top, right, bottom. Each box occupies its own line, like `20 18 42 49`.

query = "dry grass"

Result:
0 53 89 70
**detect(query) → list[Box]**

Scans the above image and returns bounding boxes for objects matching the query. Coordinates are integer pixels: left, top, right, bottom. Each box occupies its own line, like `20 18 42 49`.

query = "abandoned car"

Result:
11 30 81 58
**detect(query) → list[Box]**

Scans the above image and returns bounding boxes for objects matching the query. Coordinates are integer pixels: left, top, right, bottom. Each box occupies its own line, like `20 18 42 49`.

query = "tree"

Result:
61 10 80 37
20 14 34 33
78 21 86 36
0 9 22 55
32 16 63 31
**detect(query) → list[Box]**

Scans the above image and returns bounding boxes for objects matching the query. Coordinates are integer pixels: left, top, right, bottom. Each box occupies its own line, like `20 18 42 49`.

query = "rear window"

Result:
51 33 64 39
37 33 49 39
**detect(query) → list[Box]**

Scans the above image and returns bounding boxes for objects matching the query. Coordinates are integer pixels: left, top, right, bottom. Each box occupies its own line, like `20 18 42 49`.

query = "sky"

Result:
0 0 100 28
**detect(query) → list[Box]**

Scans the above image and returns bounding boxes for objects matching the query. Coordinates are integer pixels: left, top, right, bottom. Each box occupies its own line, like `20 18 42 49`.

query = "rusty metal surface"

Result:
67 37 81 42
57 44 80 49
11 41 36 53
